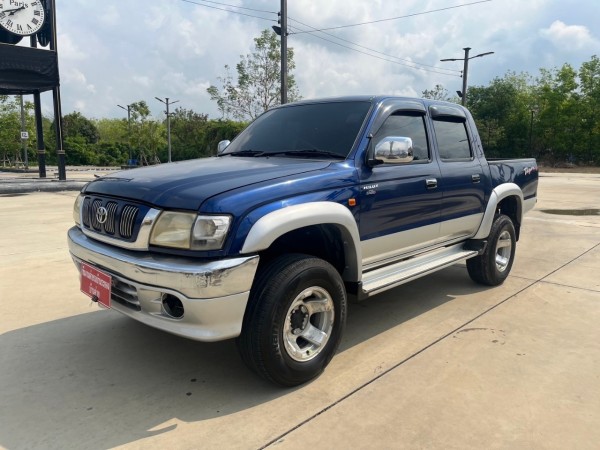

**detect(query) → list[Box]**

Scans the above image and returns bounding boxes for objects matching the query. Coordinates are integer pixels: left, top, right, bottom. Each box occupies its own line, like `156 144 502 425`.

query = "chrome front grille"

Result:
119 205 138 239
90 199 103 230
104 202 118 234
81 196 146 242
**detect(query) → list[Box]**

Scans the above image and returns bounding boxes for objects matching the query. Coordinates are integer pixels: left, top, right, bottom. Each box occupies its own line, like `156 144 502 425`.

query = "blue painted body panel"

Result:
81 96 538 258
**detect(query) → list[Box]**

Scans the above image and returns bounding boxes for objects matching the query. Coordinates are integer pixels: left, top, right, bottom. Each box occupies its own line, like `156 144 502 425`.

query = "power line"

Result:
287 24 460 77
291 0 493 34
179 0 463 77
180 0 276 14
289 17 461 75
180 0 277 22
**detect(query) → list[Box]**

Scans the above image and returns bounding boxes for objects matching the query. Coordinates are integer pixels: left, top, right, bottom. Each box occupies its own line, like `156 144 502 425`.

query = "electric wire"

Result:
180 0 468 76
289 17 461 75
180 0 276 14
287 24 460 77
290 0 493 34
180 0 277 22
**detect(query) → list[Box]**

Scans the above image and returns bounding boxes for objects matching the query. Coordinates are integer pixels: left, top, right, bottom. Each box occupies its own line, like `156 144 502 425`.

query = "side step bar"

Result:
361 244 478 297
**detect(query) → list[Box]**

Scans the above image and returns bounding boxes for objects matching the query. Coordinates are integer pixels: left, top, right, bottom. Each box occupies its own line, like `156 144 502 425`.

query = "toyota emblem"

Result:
96 206 108 224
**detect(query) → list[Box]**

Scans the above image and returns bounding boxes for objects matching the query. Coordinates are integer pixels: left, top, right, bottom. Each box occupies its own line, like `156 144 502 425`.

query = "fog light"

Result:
162 294 184 319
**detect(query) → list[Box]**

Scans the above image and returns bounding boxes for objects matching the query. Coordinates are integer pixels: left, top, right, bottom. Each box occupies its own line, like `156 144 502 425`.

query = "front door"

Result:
359 109 442 268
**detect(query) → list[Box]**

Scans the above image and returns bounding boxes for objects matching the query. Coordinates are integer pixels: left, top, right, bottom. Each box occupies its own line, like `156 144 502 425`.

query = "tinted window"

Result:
223 101 371 158
372 113 429 161
432 120 472 160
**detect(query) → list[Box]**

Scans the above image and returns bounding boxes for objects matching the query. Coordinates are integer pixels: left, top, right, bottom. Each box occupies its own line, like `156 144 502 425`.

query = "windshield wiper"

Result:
277 149 346 159
224 149 266 157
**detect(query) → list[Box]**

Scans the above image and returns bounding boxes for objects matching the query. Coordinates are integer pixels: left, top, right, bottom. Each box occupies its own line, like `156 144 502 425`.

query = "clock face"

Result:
0 0 46 36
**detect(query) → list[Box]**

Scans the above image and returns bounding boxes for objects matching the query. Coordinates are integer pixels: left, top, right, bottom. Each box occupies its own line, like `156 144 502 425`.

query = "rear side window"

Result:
372 113 429 161
432 120 472 161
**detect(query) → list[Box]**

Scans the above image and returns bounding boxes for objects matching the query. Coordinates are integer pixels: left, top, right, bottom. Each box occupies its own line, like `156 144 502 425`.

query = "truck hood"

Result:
83 157 332 210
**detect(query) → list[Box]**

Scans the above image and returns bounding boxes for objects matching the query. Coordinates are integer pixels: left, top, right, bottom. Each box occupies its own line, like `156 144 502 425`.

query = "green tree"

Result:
421 84 452 101
467 72 534 157
535 64 581 162
0 95 37 165
579 55 600 164
125 101 166 163
96 118 128 145
169 107 209 159
207 29 300 120
62 111 100 144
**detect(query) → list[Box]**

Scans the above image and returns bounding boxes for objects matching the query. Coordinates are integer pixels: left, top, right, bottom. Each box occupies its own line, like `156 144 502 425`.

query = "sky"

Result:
28 0 600 121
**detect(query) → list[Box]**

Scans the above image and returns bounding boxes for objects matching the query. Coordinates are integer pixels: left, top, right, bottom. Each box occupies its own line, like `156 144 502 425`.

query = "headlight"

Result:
73 194 84 226
149 212 231 250
191 215 231 250
149 212 196 248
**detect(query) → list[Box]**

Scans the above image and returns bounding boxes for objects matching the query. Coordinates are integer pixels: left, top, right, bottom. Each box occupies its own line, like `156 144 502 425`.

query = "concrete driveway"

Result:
1 173 599 449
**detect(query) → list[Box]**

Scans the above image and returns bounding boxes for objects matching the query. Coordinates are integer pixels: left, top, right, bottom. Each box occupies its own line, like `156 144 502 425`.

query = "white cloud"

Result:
99 5 119 26
540 20 598 50
132 76 152 88
58 33 87 61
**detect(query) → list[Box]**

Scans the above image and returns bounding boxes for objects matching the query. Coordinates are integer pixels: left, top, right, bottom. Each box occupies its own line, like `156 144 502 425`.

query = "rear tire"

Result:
237 254 347 386
467 214 516 286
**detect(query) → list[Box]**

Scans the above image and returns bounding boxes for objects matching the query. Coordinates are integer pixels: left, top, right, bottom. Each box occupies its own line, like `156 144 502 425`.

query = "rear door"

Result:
429 104 486 241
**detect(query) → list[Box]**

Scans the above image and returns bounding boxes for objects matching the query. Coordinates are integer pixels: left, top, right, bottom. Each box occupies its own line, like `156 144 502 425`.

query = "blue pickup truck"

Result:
68 96 538 386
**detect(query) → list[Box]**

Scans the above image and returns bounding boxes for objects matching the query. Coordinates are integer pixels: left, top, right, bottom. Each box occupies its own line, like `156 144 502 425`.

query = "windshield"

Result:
222 101 372 158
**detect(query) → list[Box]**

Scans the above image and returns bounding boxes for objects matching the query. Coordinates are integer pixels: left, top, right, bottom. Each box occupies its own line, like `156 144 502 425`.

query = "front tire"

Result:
237 254 347 386
467 214 516 286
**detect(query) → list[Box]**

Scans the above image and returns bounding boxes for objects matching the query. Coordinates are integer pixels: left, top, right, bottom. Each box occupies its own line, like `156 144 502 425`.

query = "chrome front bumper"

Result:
68 226 259 342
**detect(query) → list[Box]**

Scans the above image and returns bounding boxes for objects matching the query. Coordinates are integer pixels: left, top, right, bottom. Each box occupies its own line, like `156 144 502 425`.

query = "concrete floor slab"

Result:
270 281 600 450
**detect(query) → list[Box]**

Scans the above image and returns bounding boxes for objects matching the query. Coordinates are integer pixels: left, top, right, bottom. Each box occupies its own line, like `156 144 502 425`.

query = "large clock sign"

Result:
0 0 46 36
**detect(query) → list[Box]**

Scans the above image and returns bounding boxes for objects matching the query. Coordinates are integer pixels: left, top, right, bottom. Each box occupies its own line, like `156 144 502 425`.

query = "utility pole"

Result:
441 47 494 106
117 104 133 165
155 97 179 163
272 0 288 104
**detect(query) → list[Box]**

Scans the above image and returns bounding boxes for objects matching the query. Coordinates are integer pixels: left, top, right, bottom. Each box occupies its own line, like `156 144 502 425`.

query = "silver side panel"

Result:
240 202 361 281
361 214 483 269
473 183 523 239
439 212 484 241
362 222 440 268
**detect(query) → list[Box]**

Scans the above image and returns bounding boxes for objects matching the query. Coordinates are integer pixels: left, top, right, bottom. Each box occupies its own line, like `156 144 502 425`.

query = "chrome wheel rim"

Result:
495 230 513 272
283 286 335 362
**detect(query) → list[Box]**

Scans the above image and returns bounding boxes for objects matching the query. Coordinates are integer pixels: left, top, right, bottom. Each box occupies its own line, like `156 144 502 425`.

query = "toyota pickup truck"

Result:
68 96 538 386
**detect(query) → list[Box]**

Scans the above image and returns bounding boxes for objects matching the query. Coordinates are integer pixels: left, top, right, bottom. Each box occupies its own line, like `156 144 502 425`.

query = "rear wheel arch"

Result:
473 184 523 240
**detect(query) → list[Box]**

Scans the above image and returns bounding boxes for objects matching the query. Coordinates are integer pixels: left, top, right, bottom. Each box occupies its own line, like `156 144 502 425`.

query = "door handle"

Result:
426 178 438 189
472 174 481 183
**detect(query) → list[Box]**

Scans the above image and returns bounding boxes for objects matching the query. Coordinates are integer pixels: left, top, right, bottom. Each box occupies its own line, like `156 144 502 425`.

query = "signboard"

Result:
21 131 29 139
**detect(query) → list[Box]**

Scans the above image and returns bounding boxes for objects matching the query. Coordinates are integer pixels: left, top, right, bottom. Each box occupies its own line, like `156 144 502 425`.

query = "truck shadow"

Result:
0 265 490 449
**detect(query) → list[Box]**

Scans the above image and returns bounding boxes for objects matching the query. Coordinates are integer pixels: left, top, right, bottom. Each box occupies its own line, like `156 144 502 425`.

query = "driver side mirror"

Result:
373 136 414 165
217 140 231 155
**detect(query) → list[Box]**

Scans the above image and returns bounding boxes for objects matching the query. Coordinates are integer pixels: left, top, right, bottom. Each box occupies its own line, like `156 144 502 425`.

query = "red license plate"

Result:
80 262 112 308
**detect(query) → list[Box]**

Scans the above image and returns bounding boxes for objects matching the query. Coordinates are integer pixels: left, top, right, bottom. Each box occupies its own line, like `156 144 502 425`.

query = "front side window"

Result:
372 113 429 161
432 120 472 160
